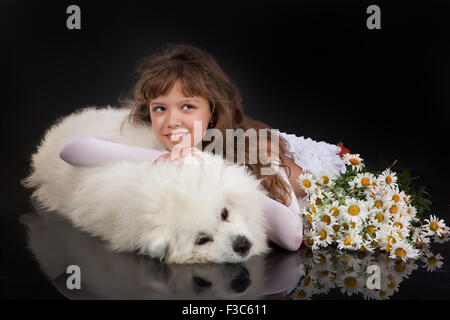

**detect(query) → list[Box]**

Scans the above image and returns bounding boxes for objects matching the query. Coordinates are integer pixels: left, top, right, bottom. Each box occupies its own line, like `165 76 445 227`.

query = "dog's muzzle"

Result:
232 236 252 256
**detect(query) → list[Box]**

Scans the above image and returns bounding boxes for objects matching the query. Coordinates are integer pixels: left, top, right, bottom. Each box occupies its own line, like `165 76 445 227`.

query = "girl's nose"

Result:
166 109 182 128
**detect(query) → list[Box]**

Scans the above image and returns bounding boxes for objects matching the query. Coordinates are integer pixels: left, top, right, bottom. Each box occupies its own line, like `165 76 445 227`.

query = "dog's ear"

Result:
148 236 170 262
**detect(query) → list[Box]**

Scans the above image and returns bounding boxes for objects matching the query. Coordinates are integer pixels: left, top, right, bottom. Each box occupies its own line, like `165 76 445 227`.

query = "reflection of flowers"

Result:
291 244 444 300
297 154 450 261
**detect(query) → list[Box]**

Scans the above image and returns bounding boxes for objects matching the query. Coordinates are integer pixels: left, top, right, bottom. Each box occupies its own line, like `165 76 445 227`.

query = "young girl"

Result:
60 44 347 252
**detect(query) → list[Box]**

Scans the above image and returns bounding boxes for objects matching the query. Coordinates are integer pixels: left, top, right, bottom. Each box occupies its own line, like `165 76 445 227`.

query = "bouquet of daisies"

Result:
298 153 449 261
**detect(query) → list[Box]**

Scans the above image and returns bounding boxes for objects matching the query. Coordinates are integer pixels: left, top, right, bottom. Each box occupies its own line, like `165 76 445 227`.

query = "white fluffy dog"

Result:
22 107 270 263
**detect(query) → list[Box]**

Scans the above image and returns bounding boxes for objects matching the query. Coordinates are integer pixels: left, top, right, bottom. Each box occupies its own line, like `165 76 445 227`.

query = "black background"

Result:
3 0 450 300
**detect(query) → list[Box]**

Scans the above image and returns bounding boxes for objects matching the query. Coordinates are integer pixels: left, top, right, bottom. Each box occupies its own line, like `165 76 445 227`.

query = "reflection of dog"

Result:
22 107 269 263
20 211 273 299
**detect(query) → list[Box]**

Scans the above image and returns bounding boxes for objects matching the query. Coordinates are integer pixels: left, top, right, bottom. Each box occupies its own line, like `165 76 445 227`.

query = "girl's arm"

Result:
263 167 303 251
59 133 169 166
59 134 303 251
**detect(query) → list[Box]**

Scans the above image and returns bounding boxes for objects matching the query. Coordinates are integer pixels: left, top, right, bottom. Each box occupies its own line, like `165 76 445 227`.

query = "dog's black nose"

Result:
232 236 252 256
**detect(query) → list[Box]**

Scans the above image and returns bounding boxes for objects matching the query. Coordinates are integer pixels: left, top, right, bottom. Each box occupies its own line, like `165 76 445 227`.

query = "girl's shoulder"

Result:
276 130 346 178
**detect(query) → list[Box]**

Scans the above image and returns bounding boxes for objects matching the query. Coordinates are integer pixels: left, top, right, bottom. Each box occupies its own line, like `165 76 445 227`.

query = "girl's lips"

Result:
166 132 189 142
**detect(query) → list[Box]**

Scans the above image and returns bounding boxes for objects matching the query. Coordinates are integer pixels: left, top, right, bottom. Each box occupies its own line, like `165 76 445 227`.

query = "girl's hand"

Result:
153 133 205 165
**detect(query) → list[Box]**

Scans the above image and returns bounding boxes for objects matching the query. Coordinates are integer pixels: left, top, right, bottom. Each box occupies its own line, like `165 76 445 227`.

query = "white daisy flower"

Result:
389 240 420 261
421 252 444 272
316 170 335 188
292 282 314 300
354 172 376 189
337 230 363 251
336 271 364 296
411 227 431 246
386 185 408 207
378 169 398 188
376 226 401 253
434 228 450 243
342 153 365 172
342 198 369 225
371 209 389 226
314 222 334 248
297 172 317 194
405 205 418 218
318 210 336 227
423 214 447 237
304 228 319 250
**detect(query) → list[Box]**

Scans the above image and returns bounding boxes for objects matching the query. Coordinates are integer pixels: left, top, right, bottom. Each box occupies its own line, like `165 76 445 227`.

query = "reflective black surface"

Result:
3 205 448 300
4 0 450 300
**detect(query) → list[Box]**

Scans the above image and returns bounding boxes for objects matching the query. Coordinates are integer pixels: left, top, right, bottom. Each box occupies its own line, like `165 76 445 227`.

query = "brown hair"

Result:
123 44 295 207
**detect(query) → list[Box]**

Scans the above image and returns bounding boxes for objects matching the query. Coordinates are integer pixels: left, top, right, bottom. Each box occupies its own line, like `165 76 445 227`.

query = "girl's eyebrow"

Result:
151 99 199 106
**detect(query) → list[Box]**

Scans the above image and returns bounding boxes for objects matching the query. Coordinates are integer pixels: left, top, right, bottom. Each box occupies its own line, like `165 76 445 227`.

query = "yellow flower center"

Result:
322 176 329 184
318 230 327 240
348 205 360 216
311 204 316 213
387 235 397 244
386 244 392 252
307 214 313 223
306 236 314 246
388 282 396 289
321 215 331 225
316 198 323 205
303 179 311 188
330 207 339 216
333 225 340 232
304 276 311 286
430 222 439 232
361 177 370 186
428 257 437 265
374 200 383 208
394 222 403 229
350 158 360 165
344 277 357 288
367 225 376 235
344 238 353 246
386 176 392 184
297 290 306 299
395 248 407 258
393 194 400 203
375 213 384 222
343 223 349 230
389 205 398 214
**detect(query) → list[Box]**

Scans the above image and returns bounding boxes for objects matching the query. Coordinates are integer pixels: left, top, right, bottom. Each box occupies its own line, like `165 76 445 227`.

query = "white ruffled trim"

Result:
277 131 346 178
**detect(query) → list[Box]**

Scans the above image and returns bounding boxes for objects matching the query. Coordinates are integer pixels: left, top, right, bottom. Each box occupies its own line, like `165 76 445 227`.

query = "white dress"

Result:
275 131 347 212
277 131 346 179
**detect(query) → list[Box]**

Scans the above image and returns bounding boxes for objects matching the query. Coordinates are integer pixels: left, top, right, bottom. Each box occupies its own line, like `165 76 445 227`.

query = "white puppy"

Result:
22 106 270 263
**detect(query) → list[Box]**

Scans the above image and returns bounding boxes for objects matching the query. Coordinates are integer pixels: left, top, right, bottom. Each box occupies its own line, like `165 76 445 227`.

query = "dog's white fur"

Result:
22 106 270 263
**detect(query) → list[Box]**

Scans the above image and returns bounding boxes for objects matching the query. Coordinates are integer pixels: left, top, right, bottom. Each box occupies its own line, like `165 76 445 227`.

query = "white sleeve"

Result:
59 133 169 166
262 167 303 251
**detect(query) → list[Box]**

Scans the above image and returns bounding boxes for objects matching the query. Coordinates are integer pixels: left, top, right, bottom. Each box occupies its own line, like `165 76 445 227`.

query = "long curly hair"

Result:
122 44 295 207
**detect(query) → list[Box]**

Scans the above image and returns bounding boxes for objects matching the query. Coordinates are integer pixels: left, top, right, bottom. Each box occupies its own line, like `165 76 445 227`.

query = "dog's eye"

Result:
195 236 212 245
221 208 229 221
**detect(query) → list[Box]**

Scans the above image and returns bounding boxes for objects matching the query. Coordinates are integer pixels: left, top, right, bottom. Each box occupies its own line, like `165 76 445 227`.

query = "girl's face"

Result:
149 81 212 151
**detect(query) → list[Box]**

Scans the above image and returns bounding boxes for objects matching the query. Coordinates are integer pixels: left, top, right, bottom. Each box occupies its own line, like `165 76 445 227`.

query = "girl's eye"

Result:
195 236 212 245
152 106 165 112
182 104 195 110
